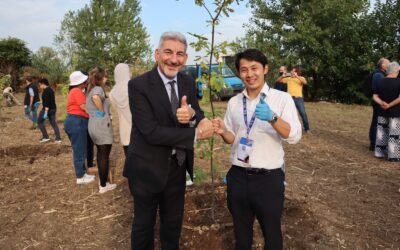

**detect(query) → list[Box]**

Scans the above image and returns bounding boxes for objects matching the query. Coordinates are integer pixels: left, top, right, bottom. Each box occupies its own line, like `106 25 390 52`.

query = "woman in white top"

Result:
110 63 132 157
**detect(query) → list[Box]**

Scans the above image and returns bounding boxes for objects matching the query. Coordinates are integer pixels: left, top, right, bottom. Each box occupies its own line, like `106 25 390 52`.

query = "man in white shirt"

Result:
3 86 21 106
213 49 301 250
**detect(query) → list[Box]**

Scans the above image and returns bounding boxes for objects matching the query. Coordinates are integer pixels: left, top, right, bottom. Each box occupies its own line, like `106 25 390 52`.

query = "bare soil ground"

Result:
0 92 399 250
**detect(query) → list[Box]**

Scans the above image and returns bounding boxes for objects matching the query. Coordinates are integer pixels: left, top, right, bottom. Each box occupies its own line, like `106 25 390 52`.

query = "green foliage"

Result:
55 0 151 72
0 37 31 88
31 47 68 85
244 0 396 103
189 2 243 221
211 163 224 179
57 83 71 123
368 0 400 59
194 168 207 185
0 74 11 88
190 0 244 107
0 74 12 116
61 83 70 98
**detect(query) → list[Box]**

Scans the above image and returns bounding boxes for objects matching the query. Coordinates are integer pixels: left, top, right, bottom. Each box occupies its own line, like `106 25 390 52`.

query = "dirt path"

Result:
0 93 399 249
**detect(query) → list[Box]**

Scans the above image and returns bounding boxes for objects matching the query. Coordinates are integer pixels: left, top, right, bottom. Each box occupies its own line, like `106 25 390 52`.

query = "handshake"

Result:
194 118 230 140
195 118 214 140
185 96 275 140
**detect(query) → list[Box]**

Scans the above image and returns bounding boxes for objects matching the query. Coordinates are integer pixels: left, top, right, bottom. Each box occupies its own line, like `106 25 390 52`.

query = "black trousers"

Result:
87 133 95 167
227 165 285 250
37 109 61 140
369 104 379 149
129 158 186 250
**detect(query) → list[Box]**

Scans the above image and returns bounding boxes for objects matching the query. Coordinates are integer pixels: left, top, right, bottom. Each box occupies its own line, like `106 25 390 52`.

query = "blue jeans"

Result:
293 97 310 131
24 105 38 123
64 114 88 178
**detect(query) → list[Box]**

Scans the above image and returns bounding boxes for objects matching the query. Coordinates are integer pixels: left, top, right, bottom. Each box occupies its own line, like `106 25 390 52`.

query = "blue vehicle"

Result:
180 64 244 100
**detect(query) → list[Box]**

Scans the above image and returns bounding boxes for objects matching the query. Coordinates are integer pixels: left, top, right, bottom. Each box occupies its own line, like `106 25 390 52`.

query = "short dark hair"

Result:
25 76 33 82
292 66 302 76
235 49 268 71
39 78 49 86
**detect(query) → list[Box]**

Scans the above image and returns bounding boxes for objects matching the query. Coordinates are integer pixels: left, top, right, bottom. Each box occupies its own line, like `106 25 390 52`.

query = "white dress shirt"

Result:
224 83 302 169
158 67 179 98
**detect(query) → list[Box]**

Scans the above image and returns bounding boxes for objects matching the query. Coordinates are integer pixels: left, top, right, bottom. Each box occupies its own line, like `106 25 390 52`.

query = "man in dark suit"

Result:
123 31 213 250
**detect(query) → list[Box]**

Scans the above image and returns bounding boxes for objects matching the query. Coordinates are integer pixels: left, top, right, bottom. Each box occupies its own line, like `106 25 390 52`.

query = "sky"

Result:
0 0 251 64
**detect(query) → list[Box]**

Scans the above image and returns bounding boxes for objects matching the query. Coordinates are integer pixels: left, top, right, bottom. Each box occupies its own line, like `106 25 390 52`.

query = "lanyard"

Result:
243 96 257 138
243 88 269 137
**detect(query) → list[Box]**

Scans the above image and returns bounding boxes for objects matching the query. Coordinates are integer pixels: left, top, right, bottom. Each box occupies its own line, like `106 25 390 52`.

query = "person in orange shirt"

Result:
64 71 96 184
282 67 310 132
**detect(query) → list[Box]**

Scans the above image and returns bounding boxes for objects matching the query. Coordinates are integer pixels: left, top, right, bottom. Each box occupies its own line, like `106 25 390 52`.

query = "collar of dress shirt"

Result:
157 66 178 86
242 83 270 100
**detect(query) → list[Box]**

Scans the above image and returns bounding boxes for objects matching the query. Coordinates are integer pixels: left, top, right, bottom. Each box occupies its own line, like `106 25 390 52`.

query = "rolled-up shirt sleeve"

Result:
224 99 237 137
280 95 302 144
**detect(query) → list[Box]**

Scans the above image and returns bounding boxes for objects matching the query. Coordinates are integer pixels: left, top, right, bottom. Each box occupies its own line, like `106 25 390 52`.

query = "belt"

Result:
233 165 281 175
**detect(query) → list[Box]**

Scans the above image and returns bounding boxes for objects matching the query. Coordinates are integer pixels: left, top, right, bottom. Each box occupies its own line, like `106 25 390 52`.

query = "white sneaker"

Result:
186 171 193 186
55 139 62 144
76 173 95 184
39 138 50 143
99 182 117 194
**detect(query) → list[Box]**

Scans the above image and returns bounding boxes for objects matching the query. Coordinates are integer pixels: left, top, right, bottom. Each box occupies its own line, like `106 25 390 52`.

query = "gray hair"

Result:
377 57 389 69
158 31 188 52
386 61 400 75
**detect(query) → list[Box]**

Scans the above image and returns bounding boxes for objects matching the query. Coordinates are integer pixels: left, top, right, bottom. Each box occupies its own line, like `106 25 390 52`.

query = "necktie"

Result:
168 80 179 115
168 80 186 166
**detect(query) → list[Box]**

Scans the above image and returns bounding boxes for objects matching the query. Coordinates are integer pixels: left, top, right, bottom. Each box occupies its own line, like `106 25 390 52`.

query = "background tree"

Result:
31 47 68 86
367 0 400 60
0 37 31 89
55 0 151 74
244 0 383 103
188 0 242 220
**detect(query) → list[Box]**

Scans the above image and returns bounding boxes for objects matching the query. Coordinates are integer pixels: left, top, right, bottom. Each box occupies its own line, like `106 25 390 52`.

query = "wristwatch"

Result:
269 113 278 124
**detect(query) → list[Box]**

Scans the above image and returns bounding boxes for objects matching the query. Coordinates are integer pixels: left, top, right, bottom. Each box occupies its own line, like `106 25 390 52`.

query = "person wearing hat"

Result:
64 71 96 184
37 78 62 143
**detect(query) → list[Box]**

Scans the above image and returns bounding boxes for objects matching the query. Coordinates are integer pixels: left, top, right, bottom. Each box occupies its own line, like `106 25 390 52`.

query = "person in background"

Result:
123 31 213 249
24 76 40 129
110 63 132 157
64 71 96 184
80 72 97 175
274 66 288 92
372 61 400 162
213 49 301 250
3 86 21 106
369 58 390 150
37 78 61 143
286 66 310 133
86 67 116 194
86 130 97 174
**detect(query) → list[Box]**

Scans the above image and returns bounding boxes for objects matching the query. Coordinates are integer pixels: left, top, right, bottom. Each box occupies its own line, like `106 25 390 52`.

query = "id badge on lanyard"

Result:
237 97 256 163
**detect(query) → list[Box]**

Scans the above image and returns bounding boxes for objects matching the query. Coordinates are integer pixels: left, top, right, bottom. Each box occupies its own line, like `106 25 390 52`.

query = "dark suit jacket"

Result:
123 67 204 193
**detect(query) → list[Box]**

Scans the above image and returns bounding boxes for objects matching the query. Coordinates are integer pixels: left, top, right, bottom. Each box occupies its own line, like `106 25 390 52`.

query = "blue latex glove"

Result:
34 102 41 108
255 96 273 121
43 111 48 120
95 110 105 118
25 106 31 114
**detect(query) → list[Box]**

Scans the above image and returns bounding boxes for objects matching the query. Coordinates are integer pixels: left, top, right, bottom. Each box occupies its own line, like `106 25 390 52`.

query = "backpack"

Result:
361 72 375 98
